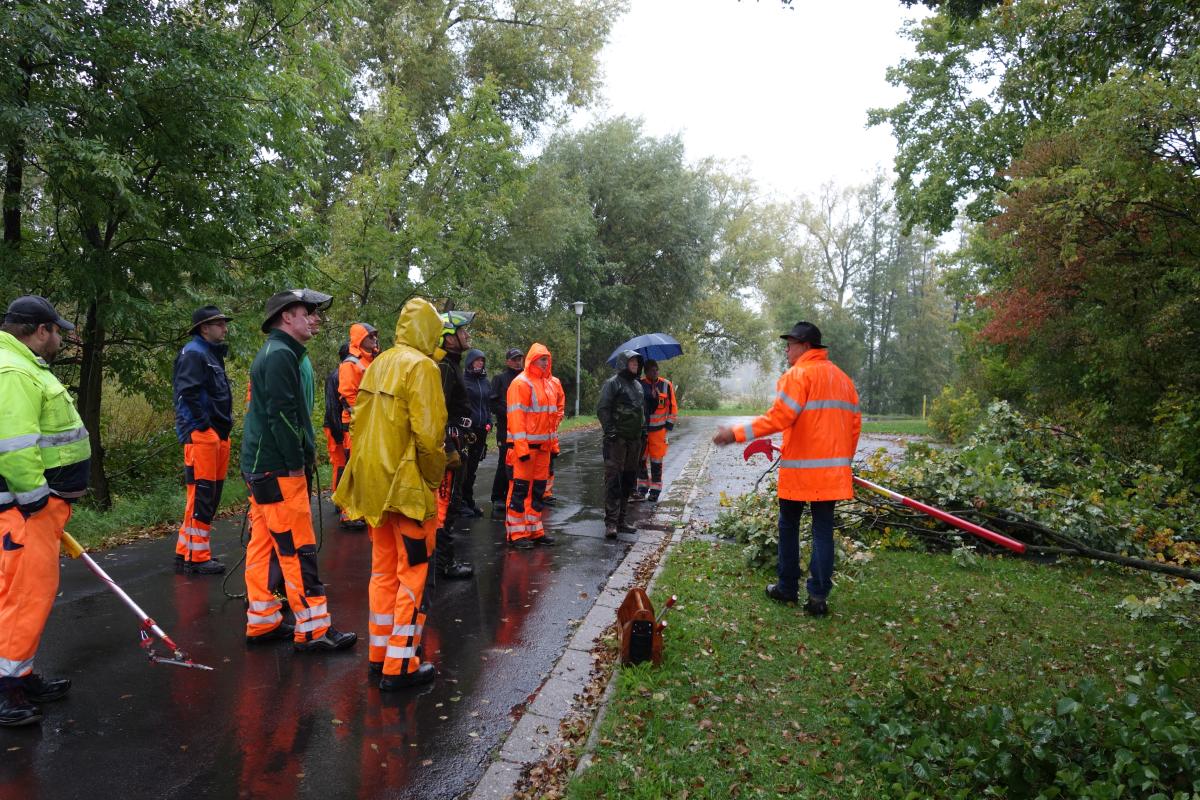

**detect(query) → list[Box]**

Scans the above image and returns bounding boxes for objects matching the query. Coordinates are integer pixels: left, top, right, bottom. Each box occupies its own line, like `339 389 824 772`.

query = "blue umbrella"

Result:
606 333 684 367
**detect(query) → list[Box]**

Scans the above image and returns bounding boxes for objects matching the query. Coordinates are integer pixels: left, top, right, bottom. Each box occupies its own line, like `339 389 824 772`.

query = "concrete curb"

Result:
468 435 716 800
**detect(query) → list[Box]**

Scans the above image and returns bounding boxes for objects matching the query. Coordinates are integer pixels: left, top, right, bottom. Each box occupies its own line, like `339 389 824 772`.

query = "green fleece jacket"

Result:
241 330 316 474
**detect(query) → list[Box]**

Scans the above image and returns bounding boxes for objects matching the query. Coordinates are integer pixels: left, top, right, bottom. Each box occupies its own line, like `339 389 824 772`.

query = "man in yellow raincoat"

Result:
333 299 447 690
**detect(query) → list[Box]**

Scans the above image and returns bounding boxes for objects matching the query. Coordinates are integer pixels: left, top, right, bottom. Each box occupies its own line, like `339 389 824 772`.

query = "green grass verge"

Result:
568 543 1197 799
861 418 929 436
560 414 599 433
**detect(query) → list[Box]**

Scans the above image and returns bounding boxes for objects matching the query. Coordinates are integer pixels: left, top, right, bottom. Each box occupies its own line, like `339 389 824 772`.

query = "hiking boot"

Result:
294 628 357 653
541 495 557 506
628 494 646 503
379 663 436 691
765 583 799 604
175 556 225 575
617 523 637 535
246 622 295 645
491 502 506 520
438 559 474 579
0 687 40 728
605 525 618 540
533 535 557 546
510 538 535 550
340 517 367 531
647 490 661 503
461 503 484 518
803 597 829 617
20 674 70 704
368 661 384 677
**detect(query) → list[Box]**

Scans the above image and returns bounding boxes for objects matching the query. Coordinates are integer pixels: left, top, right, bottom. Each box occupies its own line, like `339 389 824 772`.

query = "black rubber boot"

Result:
617 522 637 535
175 556 226 575
21 674 70 703
0 686 40 727
803 597 830 617
294 628 358 653
379 663 436 691
246 622 295 645
533 535 557 546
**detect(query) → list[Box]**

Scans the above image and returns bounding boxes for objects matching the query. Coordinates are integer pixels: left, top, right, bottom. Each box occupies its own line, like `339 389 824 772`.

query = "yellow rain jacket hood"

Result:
332 299 447 526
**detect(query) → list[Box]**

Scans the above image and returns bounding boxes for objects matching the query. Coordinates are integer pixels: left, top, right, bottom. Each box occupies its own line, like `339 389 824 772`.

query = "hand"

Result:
664 421 674 431
712 426 736 446
446 450 463 470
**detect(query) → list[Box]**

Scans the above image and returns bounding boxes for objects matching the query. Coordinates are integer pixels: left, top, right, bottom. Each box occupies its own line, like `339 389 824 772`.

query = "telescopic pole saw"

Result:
61 532 215 671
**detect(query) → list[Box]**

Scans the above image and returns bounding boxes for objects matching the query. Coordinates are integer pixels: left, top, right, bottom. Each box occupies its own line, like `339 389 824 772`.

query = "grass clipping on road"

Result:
567 541 1200 799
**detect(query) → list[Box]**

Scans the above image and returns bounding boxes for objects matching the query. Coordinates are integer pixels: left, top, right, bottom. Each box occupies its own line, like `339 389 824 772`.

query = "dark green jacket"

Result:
597 371 646 442
242 330 315 474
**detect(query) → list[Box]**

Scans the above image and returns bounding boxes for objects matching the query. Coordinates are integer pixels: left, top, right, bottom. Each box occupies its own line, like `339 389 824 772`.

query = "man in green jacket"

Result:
0 296 90 727
241 289 356 653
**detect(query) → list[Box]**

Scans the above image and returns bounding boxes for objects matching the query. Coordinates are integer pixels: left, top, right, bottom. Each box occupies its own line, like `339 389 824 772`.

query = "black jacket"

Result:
173 336 233 443
489 365 521 440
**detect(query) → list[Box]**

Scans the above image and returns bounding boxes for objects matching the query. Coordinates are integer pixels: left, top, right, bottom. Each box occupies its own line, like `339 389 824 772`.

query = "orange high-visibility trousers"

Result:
0 498 71 679
368 513 436 676
324 427 349 493
244 474 332 642
637 428 668 495
176 429 231 563
505 447 551 542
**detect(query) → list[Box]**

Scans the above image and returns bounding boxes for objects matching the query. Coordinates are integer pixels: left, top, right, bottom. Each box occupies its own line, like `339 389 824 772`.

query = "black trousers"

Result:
461 436 487 509
603 437 641 526
490 441 513 504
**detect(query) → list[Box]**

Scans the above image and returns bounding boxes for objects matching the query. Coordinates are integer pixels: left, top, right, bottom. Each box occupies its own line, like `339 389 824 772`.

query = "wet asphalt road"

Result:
0 419 711 800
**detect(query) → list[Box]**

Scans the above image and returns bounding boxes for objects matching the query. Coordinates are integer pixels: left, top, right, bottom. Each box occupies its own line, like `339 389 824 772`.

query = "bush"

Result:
851 658 1200 799
927 384 983 442
1152 390 1200 487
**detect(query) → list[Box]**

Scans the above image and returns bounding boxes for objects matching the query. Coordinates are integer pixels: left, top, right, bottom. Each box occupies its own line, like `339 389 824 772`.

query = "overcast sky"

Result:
570 0 928 201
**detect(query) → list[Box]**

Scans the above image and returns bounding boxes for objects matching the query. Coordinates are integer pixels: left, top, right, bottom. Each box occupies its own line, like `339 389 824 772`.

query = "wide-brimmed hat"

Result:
189 305 232 335
261 288 333 333
779 321 826 348
4 295 75 332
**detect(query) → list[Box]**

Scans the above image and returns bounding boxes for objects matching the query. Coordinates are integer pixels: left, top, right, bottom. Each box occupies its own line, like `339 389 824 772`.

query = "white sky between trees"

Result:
572 0 928 200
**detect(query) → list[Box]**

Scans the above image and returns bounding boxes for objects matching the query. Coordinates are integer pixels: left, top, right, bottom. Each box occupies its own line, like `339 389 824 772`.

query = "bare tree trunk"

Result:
3 58 31 245
78 300 111 509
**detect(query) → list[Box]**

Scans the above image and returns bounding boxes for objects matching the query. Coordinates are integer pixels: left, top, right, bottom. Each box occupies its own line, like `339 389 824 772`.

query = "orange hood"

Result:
349 322 377 361
523 342 552 379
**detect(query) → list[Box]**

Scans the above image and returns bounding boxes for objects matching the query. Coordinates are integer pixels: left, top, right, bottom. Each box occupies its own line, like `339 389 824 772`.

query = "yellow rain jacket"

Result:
332 299 447 526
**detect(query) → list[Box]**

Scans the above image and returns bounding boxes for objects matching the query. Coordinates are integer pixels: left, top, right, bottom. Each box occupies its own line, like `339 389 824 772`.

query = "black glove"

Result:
665 421 674 431
18 494 50 519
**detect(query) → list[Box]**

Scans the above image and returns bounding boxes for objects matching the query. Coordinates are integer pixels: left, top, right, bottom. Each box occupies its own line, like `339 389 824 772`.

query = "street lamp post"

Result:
572 301 586 417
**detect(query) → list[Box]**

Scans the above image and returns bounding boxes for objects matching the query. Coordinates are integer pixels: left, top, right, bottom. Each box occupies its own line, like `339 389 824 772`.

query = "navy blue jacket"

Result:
462 348 492 432
173 336 233 442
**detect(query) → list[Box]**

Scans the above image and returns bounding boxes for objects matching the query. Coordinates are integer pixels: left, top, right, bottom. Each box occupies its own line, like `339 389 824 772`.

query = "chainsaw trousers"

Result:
369 513 435 676
0 498 70 682
506 448 550 542
176 429 230 563
435 466 462 565
244 474 332 642
324 427 348 494
777 499 836 600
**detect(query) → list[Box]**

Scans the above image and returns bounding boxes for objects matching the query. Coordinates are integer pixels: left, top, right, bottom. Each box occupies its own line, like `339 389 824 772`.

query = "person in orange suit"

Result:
713 322 861 616
636 358 677 503
334 298 447 690
505 343 559 549
542 371 566 505
172 305 234 575
335 322 378 529
322 340 351 493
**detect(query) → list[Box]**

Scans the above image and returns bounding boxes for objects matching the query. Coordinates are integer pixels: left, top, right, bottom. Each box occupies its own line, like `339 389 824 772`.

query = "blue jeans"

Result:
777 499 836 600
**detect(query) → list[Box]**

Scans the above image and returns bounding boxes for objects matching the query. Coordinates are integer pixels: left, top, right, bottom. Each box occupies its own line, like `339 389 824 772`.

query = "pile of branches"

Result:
844 402 1200 585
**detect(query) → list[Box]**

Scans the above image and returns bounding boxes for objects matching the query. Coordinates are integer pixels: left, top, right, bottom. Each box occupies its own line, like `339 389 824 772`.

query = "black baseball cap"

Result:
189 305 232 334
780 321 826 348
505 347 524 360
4 296 74 332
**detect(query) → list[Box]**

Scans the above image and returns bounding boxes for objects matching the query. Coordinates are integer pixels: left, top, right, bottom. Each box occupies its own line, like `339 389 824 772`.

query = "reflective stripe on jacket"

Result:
732 349 861 501
643 377 677 431
332 299 448 526
0 331 91 508
548 375 565 453
506 343 558 460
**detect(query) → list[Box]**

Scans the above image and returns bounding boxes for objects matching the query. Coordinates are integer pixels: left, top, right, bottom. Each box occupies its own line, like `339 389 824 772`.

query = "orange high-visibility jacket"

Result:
506 343 558 460
643 377 678 431
733 349 861 501
548 374 565 454
338 323 375 425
